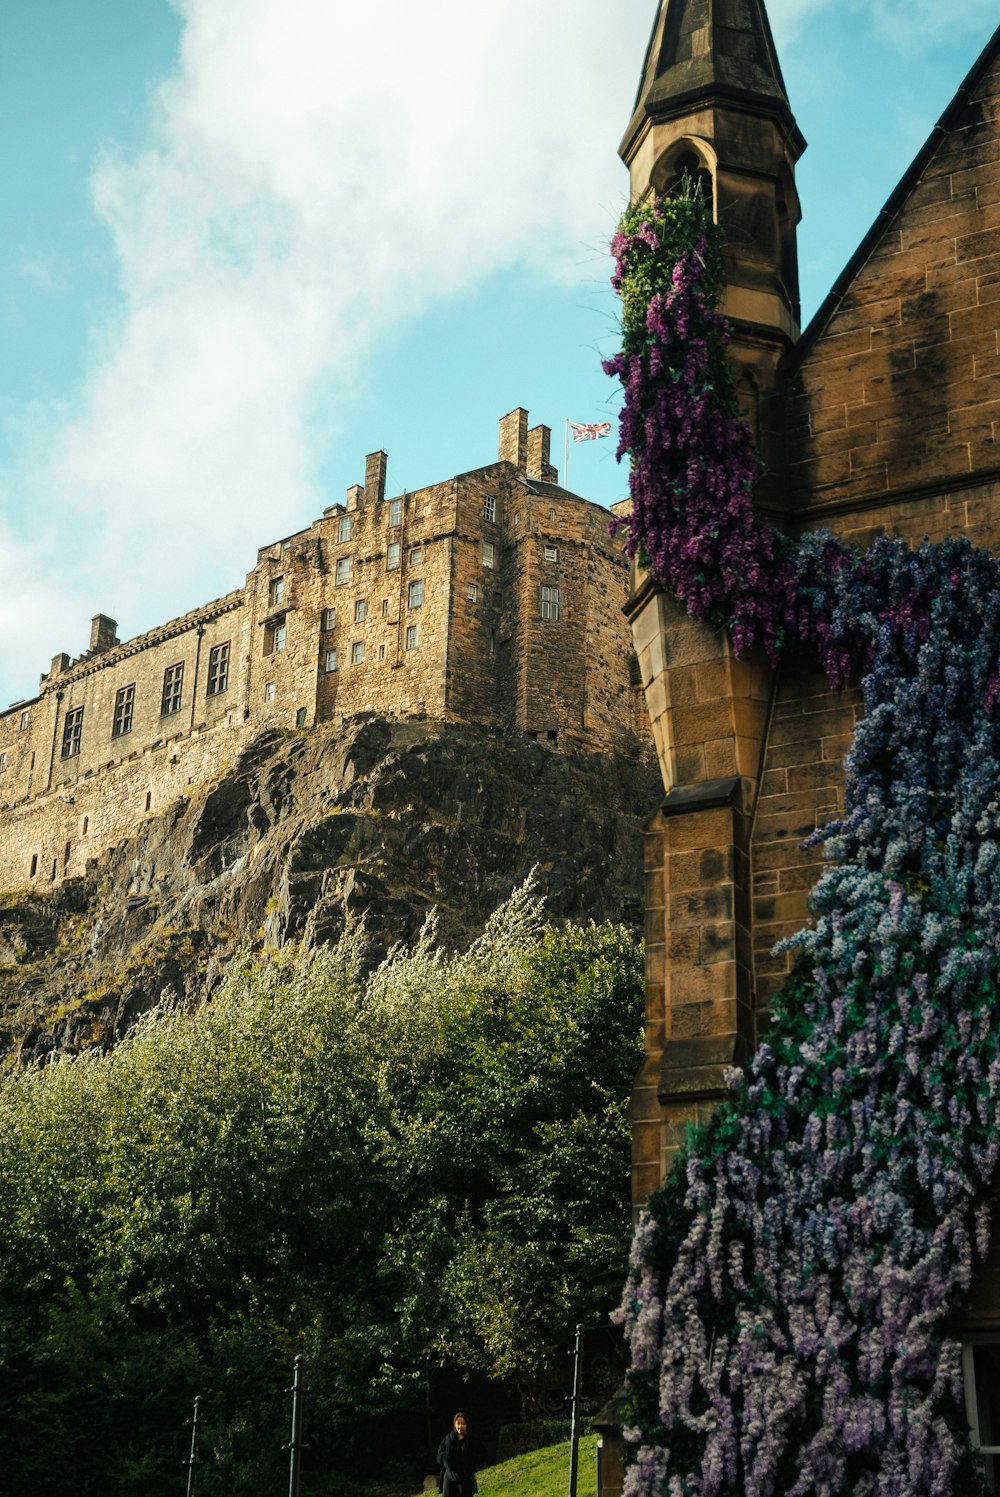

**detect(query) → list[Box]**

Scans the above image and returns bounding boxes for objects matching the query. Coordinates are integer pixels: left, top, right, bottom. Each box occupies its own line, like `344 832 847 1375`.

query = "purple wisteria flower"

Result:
608 193 1000 1496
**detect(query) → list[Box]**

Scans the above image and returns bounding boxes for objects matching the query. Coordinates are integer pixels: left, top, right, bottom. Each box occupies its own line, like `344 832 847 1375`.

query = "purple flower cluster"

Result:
609 194 1000 1495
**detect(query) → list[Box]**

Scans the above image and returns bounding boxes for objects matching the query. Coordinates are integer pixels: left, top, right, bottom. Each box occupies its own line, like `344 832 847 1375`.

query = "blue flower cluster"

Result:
610 196 1000 1494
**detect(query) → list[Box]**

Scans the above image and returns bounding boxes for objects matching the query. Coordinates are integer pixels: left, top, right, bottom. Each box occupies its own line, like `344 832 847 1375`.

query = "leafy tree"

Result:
0 882 642 1493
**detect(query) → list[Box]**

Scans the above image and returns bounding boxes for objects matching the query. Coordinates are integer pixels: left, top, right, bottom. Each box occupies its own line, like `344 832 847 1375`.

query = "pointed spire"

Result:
623 0 794 157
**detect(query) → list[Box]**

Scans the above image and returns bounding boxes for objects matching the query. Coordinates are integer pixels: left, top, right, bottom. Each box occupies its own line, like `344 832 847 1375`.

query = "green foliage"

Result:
0 883 641 1495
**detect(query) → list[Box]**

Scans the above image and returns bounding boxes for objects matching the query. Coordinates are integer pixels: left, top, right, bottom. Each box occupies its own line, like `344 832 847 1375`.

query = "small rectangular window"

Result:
325 649 338 673
378 643 386 660
351 641 365 665
382 599 390 617
513 511 520 527
483 495 496 523
61 706 84 759
354 598 367 623
19 709 29 731
264 620 286 655
388 498 403 527
269 576 285 607
161 663 184 715
321 607 337 631
0 752 7 772
335 557 351 586
467 584 478 602
483 541 495 570
338 515 352 543
548 507 556 521
387 540 401 570
405 625 419 651
410 546 423 566
296 707 307 728
544 544 559 562
964 1339 1000 1488
540 584 560 621
112 683 135 738
264 680 276 701
408 579 424 609
207 641 230 694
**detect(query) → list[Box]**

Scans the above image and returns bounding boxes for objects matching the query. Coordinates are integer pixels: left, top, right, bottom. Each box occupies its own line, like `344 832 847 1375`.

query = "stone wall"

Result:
629 40 1000 1203
0 409 648 893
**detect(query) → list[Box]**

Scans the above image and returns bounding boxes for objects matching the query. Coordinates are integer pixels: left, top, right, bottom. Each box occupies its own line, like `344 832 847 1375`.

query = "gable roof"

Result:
792 23 1000 370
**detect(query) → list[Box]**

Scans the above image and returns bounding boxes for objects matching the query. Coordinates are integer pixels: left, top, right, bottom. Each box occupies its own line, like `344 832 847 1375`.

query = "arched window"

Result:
652 139 715 213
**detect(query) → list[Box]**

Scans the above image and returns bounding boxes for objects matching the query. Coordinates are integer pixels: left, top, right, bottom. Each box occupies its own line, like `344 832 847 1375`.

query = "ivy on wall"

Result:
605 192 1000 1494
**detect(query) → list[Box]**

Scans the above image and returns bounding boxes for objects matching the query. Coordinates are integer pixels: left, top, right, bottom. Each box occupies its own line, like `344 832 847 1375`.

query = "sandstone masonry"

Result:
0 409 647 892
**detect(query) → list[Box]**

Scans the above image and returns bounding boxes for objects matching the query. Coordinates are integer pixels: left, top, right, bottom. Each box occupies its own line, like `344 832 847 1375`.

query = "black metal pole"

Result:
184 1395 201 1497
287 1354 305 1497
567 1324 584 1497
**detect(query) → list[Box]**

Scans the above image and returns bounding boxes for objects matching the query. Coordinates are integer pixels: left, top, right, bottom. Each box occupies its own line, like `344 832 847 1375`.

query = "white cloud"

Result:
0 0 657 703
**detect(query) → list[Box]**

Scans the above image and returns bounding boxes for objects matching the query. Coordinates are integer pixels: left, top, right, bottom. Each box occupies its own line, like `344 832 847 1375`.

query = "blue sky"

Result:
0 0 997 707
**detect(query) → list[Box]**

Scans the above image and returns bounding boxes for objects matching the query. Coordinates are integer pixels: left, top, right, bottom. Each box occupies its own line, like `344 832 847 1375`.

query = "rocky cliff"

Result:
0 716 658 1064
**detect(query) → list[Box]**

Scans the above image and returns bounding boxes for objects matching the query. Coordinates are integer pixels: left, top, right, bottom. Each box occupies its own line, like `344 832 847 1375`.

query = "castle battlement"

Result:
0 408 647 891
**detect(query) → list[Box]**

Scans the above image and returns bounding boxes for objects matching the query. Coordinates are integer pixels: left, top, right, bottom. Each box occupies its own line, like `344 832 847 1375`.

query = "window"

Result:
544 544 559 562
351 641 365 665
144 793 151 813
382 599 390 617
112 684 135 737
335 557 351 586
296 708 307 729
387 541 401 570
548 507 556 521
0 752 7 772
354 598 367 623
388 498 403 527
408 579 424 609
321 607 337 631
513 511 520 527
29 854 37 878
162 662 184 715
405 625 419 651
269 576 285 607
489 628 497 658
467 584 478 602
540 584 560 621
264 620 286 655
264 681 276 701
378 643 386 660
483 495 496 523
483 541 495 570
61 706 83 759
325 649 338 673
410 546 423 566
19 709 29 731
338 515 352 543
964 1339 1000 1490
207 641 230 694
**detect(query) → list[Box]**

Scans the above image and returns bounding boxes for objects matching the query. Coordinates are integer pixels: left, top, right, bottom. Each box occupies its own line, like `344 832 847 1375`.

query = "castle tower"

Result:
619 0 804 472
620 0 802 1207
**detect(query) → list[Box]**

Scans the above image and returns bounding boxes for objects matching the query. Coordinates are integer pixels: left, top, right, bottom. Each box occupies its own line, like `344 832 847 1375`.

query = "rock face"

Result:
0 717 658 1064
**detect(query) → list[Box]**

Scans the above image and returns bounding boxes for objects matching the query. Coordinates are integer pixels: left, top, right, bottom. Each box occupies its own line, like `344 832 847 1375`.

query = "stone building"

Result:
622 0 1000 1408
0 408 646 891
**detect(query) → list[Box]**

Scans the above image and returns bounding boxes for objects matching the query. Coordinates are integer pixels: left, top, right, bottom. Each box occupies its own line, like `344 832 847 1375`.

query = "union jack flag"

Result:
570 421 612 442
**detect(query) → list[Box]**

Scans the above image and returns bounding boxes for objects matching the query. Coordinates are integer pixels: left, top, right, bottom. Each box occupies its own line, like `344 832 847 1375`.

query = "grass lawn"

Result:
419 1435 600 1497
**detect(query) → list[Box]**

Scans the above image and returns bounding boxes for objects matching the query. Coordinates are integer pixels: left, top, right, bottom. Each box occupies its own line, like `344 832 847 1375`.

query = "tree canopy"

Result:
0 882 642 1496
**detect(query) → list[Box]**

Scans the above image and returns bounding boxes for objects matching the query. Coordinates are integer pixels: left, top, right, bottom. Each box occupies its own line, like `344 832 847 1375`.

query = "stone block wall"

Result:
0 410 649 893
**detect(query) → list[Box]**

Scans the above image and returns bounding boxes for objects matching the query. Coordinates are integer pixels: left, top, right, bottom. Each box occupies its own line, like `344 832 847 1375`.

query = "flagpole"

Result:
564 418 570 490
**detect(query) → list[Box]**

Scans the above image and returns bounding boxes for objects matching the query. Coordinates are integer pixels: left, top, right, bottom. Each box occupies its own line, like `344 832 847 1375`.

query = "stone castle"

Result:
618 0 1000 1422
0 407 646 891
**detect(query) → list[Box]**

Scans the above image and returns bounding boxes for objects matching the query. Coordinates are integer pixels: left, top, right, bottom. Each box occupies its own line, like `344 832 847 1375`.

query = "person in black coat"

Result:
437 1412 487 1497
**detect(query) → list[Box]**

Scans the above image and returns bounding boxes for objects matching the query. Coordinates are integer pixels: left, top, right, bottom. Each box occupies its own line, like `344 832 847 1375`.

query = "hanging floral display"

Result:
605 192 1000 1494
